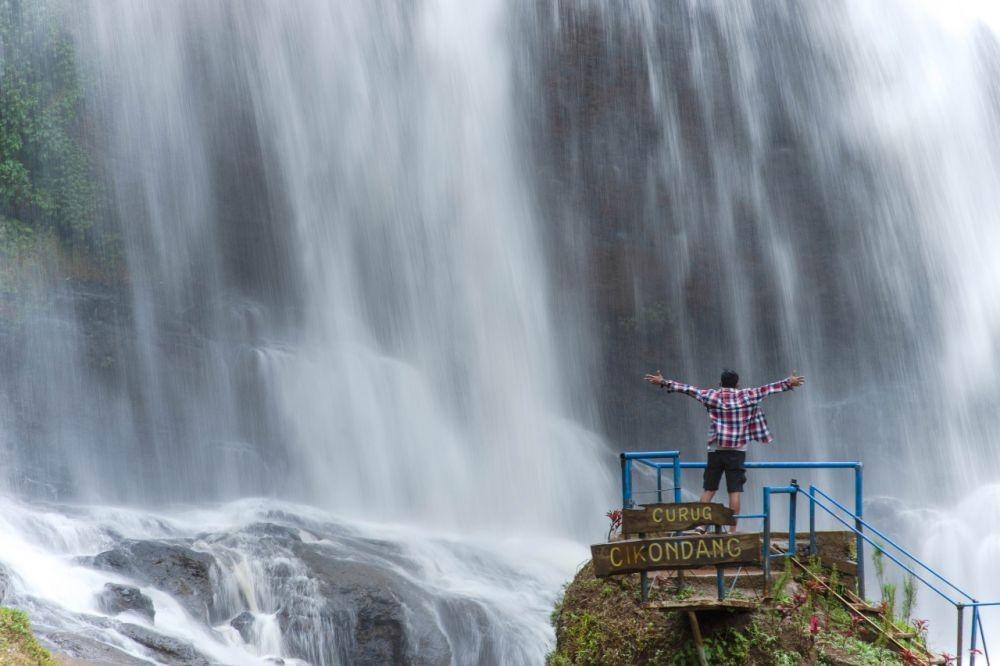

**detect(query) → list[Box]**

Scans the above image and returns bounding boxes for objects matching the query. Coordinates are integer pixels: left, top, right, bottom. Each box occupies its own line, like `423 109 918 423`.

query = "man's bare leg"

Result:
728 491 741 532
700 490 715 503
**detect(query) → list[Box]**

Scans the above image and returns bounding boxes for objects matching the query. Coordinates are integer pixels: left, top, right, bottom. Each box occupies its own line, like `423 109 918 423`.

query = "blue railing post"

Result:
656 468 662 503
957 604 964 666
970 604 979 666
620 454 632 509
672 456 682 503
763 487 772 595
788 480 798 557
855 463 865 598
808 486 817 556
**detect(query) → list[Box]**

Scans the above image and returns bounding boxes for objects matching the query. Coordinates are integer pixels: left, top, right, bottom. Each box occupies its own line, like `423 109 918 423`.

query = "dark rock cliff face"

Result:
514 2 936 467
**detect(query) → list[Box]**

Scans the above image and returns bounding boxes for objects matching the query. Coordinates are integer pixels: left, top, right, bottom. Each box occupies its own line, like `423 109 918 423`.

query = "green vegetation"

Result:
0 0 117 281
0 608 56 665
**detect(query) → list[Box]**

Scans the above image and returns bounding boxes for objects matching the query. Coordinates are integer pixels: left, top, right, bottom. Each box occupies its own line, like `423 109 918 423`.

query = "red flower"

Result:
809 615 820 636
606 509 623 540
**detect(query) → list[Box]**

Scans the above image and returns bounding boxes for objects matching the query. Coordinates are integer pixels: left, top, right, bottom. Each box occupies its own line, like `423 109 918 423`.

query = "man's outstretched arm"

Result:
643 371 709 403
751 371 806 399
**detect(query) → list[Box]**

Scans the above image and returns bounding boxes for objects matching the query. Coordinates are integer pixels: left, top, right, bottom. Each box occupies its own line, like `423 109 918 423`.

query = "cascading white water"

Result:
69 0 613 531
0 0 613 662
4 0 1000 661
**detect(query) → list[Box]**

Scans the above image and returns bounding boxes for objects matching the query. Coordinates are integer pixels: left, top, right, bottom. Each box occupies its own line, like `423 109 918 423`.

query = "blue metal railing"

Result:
802 485 994 666
620 452 865 597
619 451 681 506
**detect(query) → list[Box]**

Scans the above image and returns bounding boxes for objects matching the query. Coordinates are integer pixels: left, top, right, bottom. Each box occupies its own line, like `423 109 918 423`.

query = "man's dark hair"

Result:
720 369 739 388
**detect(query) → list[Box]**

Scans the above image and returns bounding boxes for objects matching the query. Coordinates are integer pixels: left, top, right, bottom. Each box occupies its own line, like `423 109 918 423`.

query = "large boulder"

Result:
97 583 155 622
38 630 152 665
83 540 218 622
117 622 212 665
279 541 452 665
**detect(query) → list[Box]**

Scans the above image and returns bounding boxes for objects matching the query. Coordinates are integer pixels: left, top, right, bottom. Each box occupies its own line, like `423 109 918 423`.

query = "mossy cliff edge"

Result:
548 559 939 666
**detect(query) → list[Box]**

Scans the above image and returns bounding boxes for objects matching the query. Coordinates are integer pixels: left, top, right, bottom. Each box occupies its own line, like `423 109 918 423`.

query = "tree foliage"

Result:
0 0 106 257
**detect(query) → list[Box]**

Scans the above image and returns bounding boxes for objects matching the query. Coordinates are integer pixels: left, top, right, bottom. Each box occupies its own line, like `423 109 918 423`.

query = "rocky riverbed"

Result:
0 497 582 665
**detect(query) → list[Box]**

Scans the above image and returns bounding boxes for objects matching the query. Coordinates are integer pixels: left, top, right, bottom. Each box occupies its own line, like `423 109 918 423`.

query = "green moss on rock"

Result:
0 608 57 665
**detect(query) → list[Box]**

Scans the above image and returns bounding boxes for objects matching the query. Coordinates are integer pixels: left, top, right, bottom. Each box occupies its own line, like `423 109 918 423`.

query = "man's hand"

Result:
788 371 805 388
644 370 668 388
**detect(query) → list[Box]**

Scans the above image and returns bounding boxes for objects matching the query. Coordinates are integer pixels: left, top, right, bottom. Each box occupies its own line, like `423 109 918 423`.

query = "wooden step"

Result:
644 597 758 612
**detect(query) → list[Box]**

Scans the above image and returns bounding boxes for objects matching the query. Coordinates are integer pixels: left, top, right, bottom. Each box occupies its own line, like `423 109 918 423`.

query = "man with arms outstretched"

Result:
643 368 805 530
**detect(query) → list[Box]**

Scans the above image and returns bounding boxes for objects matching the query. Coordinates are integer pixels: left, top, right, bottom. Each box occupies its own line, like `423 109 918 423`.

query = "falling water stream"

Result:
2 0 1000 662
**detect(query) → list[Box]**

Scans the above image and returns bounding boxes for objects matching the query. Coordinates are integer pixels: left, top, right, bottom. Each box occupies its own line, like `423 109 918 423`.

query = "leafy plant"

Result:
772 559 794 601
901 574 918 623
872 543 886 587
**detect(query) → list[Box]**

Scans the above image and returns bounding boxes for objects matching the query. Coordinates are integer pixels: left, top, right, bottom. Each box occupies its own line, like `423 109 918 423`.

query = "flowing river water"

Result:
1 0 1000 662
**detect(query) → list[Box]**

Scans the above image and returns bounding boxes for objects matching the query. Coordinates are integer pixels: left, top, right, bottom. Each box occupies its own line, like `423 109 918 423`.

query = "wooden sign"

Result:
622 502 735 535
591 533 762 577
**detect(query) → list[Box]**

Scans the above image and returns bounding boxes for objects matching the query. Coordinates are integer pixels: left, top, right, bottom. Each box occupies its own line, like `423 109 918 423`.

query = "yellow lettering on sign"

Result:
696 539 711 558
712 539 724 557
678 507 689 521
652 507 663 523
609 547 623 567
648 542 663 562
681 541 694 559
632 544 646 564
726 537 742 558
665 542 678 560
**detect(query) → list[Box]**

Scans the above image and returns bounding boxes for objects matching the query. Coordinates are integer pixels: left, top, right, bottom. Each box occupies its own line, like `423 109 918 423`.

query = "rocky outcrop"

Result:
82 540 218 622
97 583 156 622
117 623 212 665
211 521 455 665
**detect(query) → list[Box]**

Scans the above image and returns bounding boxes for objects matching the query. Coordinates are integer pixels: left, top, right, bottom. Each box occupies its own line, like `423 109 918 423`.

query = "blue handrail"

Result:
810 485 975 604
621 452 865 597
804 486 994 666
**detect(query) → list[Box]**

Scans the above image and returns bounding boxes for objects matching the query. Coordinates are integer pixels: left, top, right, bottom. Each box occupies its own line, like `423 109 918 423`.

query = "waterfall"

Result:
2 0 1000 660
2 0 616 529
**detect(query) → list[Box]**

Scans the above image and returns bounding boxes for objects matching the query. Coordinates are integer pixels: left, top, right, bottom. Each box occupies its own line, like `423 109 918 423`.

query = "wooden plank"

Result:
591 533 762 577
645 598 757 612
622 502 735 535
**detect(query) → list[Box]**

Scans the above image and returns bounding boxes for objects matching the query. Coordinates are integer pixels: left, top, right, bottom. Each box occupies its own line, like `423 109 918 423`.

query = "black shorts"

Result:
703 450 747 493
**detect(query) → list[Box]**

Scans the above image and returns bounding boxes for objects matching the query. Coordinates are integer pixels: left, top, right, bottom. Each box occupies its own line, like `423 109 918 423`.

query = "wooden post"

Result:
687 611 709 666
715 524 725 600
639 531 648 601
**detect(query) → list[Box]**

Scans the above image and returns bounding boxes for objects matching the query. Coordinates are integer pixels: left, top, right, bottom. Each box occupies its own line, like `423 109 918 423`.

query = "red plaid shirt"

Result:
665 379 793 450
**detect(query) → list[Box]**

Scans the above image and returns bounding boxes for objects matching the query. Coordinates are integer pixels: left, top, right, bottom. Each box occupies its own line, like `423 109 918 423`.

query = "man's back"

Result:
663 378 795 449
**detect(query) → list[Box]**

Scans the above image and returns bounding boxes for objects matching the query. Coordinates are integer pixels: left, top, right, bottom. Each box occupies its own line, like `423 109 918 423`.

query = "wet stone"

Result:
98 583 155 622
229 610 255 643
